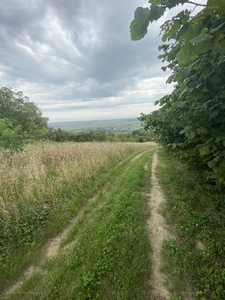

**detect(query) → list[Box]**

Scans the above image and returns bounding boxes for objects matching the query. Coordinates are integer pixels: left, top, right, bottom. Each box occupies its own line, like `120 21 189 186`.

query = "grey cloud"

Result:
0 0 176 121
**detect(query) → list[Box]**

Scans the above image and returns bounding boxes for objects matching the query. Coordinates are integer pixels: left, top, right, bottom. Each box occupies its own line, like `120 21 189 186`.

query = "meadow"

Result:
0 141 156 298
1 141 224 299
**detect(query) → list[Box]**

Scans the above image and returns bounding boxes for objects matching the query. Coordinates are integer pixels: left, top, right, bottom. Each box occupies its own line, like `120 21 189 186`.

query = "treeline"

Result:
47 127 153 143
0 87 153 153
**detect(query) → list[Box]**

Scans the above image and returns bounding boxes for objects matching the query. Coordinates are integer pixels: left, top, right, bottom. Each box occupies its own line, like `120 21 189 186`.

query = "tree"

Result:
0 87 48 140
0 118 26 152
131 0 225 186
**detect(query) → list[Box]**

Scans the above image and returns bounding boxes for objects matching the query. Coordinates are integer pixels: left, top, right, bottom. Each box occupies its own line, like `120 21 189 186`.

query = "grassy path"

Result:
4 145 223 299
7 145 214 300
2 146 160 299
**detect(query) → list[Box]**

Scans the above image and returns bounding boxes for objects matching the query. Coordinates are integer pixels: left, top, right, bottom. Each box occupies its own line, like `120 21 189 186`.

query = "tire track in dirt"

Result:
2 150 149 299
147 151 174 300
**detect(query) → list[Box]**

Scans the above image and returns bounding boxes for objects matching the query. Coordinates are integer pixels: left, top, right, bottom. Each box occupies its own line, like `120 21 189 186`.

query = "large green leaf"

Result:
130 19 148 41
176 43 195 65
195 39 213 56
134 7 150 28
150 4 166 22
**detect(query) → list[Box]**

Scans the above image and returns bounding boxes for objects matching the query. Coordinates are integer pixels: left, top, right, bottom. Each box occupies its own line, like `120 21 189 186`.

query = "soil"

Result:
147 151 174 300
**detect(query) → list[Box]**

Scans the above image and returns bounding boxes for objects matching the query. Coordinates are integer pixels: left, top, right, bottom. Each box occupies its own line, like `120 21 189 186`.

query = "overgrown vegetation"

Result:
157 149 225 299
0 142 155 296
131 0 225 187
47 127 154 143
0 87 48 152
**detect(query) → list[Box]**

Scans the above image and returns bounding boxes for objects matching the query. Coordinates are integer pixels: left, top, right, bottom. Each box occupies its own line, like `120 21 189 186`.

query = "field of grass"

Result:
0 141 157 298
1 143 224 299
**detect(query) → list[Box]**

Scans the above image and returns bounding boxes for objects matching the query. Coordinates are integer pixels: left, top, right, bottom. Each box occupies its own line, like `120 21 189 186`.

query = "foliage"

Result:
0 118 26 152
131 0 225 186
0 87 48 143
47 127 154 143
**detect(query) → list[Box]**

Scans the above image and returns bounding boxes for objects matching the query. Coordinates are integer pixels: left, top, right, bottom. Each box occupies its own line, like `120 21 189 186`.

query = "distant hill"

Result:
48 118 141 133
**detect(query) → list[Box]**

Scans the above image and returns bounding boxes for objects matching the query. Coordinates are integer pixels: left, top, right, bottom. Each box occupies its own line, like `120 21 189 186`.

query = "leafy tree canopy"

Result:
130 0 225 187
0 87 48 152
0 87 48 140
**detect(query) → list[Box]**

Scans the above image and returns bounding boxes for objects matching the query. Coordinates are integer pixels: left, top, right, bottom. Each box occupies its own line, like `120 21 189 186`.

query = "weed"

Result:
157 149 225 300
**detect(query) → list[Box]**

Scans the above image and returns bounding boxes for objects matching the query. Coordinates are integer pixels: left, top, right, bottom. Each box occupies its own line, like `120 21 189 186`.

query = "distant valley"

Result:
48 118 141 134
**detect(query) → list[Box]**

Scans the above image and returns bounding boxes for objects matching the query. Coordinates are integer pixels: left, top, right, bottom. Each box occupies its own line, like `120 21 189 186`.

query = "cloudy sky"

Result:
0 0 206 122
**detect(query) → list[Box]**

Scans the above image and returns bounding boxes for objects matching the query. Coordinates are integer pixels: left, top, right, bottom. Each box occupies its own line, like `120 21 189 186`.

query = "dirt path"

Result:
2 150 149 299
2 149 170 299
147 151 173 300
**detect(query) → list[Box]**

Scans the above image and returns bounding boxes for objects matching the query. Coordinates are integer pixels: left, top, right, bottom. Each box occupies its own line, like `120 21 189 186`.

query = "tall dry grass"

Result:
0 142 151 222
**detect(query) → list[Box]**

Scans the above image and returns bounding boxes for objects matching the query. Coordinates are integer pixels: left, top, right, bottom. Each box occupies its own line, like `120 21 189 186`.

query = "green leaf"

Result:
210 110 219 119
167 20 181 39
134 7 150 28
176 23 189 40
202 71 213 80
177 101 187 109
209 22 225 34
177 43 195 65
186 130 195 140
195 39 213 56
166 74 175 84
208 159 217 168
130 19 147 41
182 65 192 79
190 34 213 45
149 0 162 4
150 4 166 22
209 75 221 84
199 147 207 156
192 22 203 38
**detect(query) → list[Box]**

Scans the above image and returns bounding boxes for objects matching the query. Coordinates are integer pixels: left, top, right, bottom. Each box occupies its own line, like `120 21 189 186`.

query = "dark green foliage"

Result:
0 118 26 152
0 87 48 144
131 0 225 187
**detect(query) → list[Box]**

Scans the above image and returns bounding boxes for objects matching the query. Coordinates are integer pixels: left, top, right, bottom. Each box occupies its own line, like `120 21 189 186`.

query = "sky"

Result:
0 0 206 122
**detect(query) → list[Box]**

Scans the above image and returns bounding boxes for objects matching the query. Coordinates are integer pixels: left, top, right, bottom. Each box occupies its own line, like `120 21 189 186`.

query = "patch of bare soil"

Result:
147 152 174 300
43 195 96 259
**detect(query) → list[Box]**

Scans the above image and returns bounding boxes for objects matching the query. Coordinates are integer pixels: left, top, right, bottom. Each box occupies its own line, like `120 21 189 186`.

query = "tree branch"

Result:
188 1 207 6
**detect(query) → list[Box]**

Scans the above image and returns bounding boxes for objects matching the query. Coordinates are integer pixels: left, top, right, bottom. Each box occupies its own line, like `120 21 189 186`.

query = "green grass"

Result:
1 145 157 299
0 142 156 293
157 149 225 300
